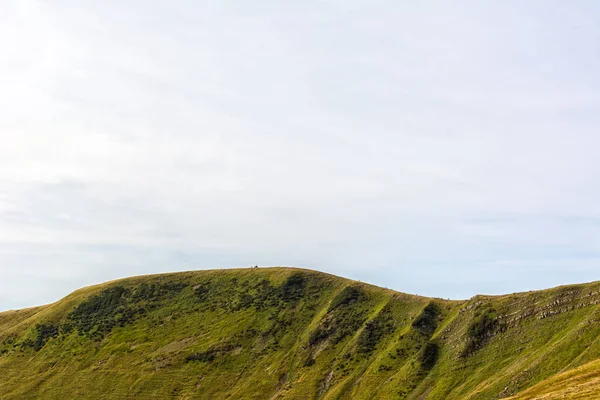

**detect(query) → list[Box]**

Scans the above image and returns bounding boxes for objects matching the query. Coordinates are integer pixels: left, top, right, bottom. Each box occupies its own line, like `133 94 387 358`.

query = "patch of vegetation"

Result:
258 312 295 352
65 283 187 340
193 274 315 313
461 304 502 357
21 324 59 351
279 273 306 303
378 364 393 372
249 279 280 311
309 287 367 347
65 286 137 340
329 286 362 311
186 350 217 363
186 344 240 363
412 303 441 336
132 282 187 303
356 303 395 354
303 355 316 367
308 326 327 347
419 341 439 370
193 281 212 302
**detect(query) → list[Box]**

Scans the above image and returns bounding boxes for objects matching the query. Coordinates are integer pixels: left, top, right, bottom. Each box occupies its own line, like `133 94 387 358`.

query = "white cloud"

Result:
1 0 600 309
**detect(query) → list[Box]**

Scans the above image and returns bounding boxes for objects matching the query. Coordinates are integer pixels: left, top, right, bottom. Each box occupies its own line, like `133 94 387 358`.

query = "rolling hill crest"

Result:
1 267 600 399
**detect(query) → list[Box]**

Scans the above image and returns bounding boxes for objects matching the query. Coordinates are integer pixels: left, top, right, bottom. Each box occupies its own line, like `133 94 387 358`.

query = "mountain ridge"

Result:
6 265 597 314
1 267 600 399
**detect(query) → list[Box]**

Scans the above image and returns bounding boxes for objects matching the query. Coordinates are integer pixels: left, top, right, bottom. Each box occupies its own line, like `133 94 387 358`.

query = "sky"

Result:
1 1 600 310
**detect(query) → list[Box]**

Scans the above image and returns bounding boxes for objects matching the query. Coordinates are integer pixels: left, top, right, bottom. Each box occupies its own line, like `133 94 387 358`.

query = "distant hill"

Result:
1 267 600 399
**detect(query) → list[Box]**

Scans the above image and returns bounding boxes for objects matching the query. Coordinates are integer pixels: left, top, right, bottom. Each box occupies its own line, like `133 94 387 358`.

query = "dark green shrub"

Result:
303 355 316 367
468 307 497 338
34 324 59 350
329 286 361 311
280 273 306 302
21 324 59 351
186 343 239 363
309 287 367 348
461 305 503 356
133 282 187 302
308 327 329 346
237 293 255 309
186 350 216 363
412 303 441 336
66 282 185 340
378 364 392 372
419 341 439 370
193 282 212 302
66 286 133 339
357 304 395 354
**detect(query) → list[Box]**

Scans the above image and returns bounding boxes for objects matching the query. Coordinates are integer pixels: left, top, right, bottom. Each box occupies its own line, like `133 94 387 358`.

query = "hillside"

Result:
1 267 600 399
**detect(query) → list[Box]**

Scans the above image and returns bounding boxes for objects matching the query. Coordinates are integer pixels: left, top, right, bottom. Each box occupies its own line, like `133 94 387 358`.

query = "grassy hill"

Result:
1 267 600 399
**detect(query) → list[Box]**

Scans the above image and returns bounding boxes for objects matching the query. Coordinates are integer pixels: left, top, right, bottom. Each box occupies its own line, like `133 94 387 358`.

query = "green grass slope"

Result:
1 267 600 399
507 359 600 399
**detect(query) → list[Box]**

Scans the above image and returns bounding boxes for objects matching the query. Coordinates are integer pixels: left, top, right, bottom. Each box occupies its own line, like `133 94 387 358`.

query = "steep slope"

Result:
1 267 600 399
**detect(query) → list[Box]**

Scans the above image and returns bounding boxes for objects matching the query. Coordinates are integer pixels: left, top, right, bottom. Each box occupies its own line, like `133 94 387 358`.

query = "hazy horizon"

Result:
2 0 600 311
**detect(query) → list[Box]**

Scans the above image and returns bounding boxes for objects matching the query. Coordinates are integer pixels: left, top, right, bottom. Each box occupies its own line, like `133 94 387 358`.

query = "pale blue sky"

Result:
1 1 600 310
